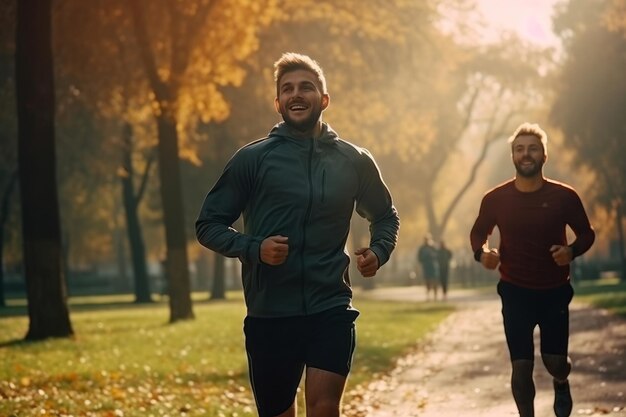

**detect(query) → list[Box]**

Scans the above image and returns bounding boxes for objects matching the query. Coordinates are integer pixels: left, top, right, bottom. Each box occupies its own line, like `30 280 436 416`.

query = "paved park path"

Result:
346 286 626 417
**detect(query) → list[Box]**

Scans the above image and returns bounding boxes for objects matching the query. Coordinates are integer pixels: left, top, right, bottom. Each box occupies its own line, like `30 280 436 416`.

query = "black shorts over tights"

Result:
497 279 574 361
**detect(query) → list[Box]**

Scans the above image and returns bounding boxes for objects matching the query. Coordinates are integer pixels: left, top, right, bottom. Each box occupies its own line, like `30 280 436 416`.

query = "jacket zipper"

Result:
321 169 326 203
300 139 315 315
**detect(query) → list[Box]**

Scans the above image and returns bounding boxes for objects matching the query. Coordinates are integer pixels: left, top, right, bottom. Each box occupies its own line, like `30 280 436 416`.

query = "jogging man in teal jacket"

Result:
196 52 400 417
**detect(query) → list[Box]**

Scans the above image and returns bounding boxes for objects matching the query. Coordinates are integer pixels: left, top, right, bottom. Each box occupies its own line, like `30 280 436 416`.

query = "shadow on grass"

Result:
0 338 33 348
0 292 244 318
0 305 28 318
0 299 168 318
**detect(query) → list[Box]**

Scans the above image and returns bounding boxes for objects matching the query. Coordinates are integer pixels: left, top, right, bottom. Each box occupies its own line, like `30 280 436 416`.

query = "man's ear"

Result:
274 97 281 114
321 93 330 111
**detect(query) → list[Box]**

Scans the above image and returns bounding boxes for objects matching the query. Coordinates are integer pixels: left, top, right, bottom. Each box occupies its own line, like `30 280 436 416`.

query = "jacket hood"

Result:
268 122 338 145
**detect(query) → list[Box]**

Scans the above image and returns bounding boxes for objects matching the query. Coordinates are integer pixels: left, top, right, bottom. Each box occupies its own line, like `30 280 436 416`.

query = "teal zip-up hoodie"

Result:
195 122 399 317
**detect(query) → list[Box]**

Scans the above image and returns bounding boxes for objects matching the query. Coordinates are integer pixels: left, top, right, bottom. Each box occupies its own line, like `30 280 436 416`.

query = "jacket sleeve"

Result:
470 193 496 261
565 190 595 258
354 149 400 267
195 149 262 264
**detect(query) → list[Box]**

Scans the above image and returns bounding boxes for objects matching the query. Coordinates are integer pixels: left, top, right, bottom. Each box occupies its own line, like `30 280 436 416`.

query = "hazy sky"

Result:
476 0 561 47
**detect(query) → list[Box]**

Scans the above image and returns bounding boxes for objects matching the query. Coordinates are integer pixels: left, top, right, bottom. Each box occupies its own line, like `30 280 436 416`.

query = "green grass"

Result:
0 293 452 416
573 277 626 318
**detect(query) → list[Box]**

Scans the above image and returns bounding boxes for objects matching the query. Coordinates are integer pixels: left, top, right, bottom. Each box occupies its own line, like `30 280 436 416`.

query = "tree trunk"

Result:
615 200 626 282
0 171 18 307
423 187 442 241
156 114 194 321
211 252 226 300
194 251 211 293
128 1 194 321
114 228 129 287
422 90 514 241
121 123 152 303
0 231 4 308
16 0 73 339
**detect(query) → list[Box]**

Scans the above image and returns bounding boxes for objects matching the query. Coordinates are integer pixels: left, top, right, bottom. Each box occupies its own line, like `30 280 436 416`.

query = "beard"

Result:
281 105 323 133
514 158 544 178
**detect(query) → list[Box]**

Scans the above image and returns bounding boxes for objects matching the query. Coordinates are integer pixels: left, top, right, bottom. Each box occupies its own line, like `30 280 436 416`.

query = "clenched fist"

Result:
354 247 379 278
480 248 500 270
260 235 289 265
550 245 573 266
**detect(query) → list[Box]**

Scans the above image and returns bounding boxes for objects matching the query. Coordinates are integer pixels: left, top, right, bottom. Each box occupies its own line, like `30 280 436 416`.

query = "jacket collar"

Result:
268 122 338 145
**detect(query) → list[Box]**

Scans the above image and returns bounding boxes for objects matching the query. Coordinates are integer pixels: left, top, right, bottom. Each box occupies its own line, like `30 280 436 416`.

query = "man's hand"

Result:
354 248 379 278
550 245 573 266
260 235 289 265
480 248 500 270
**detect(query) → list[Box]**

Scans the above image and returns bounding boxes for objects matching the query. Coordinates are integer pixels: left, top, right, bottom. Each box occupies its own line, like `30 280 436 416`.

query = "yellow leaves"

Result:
55 0 282 169
394 114 439 163
603 0 626 36
109 386 127 400
117 166 130 179
0 303 254 415
157 67 171 83
281 0 416 44
102 410 125 417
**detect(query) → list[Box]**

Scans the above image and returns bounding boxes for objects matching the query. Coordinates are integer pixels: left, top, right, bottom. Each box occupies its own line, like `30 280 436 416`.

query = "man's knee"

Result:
306 398 340 416
542 353 571 380
306 395 341 417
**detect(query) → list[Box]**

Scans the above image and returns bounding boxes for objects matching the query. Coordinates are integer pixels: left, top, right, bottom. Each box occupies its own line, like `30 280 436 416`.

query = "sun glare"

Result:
476 0 561 48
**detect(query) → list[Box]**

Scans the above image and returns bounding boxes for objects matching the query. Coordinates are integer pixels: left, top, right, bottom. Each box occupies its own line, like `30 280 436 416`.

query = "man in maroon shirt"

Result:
470 122 595 417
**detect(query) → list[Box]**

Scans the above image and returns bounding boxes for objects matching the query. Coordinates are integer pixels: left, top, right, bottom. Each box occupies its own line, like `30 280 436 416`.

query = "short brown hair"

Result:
508 122 548 155
273 52 327 95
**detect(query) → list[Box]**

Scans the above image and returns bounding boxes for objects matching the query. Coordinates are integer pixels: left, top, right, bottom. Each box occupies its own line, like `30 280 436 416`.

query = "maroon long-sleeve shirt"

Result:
470 179 595 289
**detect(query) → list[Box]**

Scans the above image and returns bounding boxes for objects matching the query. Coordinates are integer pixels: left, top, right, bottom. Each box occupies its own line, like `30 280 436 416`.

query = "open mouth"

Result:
289 103 308 112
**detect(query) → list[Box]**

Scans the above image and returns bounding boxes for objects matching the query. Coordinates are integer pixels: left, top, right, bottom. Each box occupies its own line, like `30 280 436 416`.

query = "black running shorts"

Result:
243 305 359 417
497 279 574 361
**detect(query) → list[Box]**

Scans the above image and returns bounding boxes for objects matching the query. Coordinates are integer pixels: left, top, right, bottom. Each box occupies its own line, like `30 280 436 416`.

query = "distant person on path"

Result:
437 240 452 300
417 235 439 300
196 52 400 417
470 122 595 417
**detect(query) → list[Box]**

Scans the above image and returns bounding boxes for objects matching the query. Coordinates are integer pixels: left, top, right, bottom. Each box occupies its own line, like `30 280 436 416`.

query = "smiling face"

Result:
511 134 546 178
274 69 329 134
